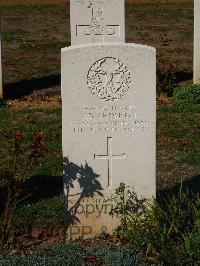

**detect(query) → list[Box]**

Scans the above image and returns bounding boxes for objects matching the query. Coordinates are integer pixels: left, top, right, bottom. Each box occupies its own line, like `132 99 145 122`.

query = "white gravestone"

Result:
0 18 3 98
70 0 125 45
194 0 200 84
62 43 156 239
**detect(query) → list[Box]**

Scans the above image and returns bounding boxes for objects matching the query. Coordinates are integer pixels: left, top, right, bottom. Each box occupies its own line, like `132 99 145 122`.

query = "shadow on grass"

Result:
0 172 199 217
4 74 60 100
3 70 193 100
173 71 193 83
157 173 200 200
25 175 63 203
157 71 193 95
0 175 63 215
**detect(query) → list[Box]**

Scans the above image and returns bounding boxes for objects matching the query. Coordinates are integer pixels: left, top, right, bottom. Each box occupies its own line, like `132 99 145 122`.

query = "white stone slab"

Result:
61 43 156 239
70 0 125 45
0 18 3 98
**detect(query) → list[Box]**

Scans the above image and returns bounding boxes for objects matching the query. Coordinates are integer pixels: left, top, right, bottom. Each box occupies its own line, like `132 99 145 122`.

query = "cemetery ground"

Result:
0 0 200 264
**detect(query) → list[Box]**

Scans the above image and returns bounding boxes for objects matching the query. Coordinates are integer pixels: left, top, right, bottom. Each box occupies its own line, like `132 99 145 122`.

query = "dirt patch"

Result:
7 87 61 109
2 84 61 110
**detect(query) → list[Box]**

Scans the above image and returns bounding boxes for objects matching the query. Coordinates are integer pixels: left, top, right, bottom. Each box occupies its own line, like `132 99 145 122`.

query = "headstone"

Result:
62 43 156 239
70 0 125 45
0 17 3 98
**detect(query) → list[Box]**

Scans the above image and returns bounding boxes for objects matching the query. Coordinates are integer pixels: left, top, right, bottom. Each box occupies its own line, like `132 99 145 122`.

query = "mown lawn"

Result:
1 0 193 88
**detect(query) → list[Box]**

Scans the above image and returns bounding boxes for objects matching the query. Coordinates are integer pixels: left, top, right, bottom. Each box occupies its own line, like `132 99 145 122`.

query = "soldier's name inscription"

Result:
70 104 150 133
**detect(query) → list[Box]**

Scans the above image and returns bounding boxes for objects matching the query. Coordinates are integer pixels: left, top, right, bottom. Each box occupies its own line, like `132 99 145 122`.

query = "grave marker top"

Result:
70 0 125 45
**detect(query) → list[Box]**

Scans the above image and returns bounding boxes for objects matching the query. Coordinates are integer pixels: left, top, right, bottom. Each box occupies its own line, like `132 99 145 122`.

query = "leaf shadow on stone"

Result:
63 157 103 238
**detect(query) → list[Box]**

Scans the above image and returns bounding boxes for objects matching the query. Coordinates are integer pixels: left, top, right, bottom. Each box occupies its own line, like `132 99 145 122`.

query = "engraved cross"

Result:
94 137 126 188
76 3 119 39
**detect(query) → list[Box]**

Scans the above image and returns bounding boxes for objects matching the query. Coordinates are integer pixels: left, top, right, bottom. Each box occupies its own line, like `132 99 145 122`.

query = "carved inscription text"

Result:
76 1 120 38
70 105 150 133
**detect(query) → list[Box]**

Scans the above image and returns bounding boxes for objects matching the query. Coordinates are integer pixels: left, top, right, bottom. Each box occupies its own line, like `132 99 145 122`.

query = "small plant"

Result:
107 182 148 239
173 85 200 111
108 182 200 264
0 130 48 252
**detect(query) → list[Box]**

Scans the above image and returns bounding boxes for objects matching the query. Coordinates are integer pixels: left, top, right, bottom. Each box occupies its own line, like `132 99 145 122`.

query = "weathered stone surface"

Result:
61 43 156 239
194 0 200 84
70 0 125 45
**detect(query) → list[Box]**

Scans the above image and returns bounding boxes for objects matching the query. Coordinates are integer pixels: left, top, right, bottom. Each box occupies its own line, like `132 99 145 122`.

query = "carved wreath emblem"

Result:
87 57 131 102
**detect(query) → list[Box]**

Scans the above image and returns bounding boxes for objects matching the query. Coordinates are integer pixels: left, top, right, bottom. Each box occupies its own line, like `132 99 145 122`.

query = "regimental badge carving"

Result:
87 57 131 102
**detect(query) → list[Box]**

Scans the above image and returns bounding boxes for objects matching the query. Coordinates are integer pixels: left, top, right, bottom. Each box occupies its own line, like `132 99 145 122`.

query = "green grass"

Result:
173 85 200 111
157 109 200 170
0 107 62 177
14 196 64 224
179 152 200 167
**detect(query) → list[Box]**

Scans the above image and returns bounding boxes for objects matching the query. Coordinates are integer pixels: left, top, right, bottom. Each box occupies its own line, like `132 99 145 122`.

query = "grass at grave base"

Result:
107 182 200 265
1 179 199 263
0 94 199 257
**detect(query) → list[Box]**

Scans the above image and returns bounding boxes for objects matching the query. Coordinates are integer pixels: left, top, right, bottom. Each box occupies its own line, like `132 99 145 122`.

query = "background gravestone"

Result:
62 43 156 239
70 0 125 45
